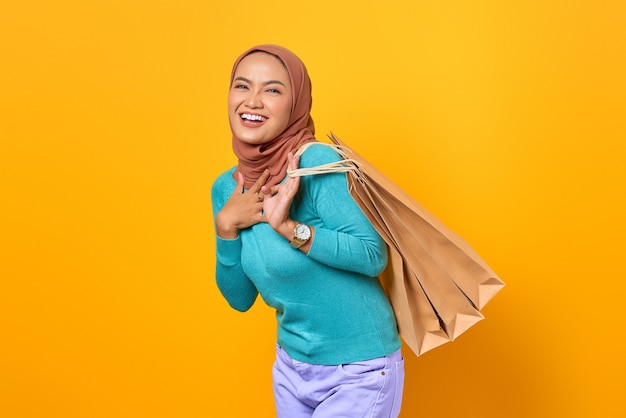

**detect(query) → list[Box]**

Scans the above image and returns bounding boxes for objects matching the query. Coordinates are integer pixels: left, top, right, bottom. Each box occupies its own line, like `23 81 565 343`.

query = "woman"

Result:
211 44 404 417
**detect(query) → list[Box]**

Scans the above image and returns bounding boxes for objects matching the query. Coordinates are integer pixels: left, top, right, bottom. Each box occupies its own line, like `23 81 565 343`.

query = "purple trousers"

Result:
272 344 404 418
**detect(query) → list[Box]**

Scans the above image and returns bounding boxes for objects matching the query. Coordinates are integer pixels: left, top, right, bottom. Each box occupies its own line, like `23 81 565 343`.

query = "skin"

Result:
227 52 293 146
216 52 315 253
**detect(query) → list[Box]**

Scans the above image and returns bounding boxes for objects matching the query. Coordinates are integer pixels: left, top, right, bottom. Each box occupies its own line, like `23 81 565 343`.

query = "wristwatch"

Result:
289 223 311 249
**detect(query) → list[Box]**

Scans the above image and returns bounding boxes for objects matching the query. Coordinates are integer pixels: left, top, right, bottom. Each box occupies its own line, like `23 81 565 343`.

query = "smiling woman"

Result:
228 52 293 146
211 45 405 417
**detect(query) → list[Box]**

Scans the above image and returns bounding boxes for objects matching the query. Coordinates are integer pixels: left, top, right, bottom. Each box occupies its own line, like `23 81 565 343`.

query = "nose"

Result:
245 89 262 109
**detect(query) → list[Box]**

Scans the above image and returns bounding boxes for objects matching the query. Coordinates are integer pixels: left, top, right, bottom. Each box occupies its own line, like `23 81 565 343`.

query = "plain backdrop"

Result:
1 1 625 417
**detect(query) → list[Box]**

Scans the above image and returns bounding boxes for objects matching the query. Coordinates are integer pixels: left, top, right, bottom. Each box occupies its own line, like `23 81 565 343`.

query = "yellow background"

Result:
1 1 624 417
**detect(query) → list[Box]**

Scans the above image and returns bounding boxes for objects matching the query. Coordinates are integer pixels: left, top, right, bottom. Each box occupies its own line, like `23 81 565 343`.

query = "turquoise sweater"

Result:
211 143 401 365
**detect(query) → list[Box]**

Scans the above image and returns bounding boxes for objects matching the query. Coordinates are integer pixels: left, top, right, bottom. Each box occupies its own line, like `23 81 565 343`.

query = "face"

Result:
228 52 293 145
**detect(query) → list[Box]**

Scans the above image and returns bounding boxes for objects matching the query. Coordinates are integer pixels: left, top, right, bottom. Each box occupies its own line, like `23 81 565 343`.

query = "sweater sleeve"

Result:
211 169 258 312
298 144 388 277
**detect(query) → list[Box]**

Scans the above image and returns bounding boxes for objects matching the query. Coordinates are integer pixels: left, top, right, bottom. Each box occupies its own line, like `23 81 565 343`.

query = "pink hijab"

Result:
230 44 317 189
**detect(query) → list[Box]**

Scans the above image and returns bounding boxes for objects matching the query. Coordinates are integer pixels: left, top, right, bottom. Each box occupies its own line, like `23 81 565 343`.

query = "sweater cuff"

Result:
306 227 333 260
216 235 242 266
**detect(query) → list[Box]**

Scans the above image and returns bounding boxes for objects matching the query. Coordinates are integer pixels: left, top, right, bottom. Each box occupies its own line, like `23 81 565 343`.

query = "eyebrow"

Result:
233 76 287 87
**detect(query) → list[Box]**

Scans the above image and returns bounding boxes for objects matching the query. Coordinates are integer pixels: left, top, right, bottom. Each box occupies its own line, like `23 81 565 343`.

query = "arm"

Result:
211 169 269 311
261 145 387 277
301 147 388 277
214 236 258 312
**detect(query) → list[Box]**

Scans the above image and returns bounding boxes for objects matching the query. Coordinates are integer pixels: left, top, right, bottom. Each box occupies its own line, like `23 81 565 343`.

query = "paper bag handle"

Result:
288 142 360 177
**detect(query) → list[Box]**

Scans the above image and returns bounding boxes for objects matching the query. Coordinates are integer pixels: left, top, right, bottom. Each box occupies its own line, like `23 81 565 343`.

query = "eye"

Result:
233 83 248 90
266 87 281 94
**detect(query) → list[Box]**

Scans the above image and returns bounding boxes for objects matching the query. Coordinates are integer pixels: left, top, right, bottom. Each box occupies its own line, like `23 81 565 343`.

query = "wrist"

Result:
281 219 298 240
216 213 238 239
216 226 238 239
288 221 312 250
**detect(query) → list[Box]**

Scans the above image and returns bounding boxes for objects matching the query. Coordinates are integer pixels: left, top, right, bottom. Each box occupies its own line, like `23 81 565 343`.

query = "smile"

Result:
241 113 267 122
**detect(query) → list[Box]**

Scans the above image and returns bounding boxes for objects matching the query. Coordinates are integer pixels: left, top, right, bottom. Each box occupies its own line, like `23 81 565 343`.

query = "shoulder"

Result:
297 143 348 194
299 142 342 169
212 166 237 187
211 167 237 202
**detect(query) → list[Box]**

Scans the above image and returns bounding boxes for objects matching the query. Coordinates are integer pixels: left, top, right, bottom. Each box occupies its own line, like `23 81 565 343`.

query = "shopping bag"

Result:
291 133 505 356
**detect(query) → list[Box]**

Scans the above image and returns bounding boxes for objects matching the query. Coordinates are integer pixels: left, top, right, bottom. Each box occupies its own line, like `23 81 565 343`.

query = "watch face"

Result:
295 224 311 240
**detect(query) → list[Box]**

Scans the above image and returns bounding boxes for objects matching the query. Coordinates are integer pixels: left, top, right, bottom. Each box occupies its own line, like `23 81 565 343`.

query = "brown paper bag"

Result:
292 133 505 356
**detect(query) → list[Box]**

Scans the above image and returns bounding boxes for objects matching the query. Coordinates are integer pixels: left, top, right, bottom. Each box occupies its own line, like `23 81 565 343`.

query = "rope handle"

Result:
287 142 361 177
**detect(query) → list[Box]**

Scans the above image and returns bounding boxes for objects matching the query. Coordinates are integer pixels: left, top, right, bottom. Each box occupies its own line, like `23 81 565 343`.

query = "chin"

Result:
237 134 269 145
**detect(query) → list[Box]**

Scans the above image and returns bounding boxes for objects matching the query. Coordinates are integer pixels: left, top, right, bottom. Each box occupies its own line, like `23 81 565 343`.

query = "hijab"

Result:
230 44 317 189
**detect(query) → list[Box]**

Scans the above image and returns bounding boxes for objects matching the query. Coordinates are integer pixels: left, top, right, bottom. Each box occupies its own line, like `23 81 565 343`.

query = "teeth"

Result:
241 113 266 122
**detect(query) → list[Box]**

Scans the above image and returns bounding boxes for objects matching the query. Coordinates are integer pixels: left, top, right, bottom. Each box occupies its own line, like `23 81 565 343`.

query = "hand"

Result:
260 152 300 238
215 169 269 239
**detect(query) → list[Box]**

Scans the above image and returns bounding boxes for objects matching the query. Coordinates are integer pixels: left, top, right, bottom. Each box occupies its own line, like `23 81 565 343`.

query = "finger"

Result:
288 152 300 171
260 184 274 196
260 184 280 198
250 169 270 193
284 170 300 191
233 171 245 195
267 185 280 196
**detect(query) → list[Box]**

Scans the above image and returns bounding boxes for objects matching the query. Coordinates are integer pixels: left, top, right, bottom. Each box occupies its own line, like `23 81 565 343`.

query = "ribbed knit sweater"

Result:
211 143 401 365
